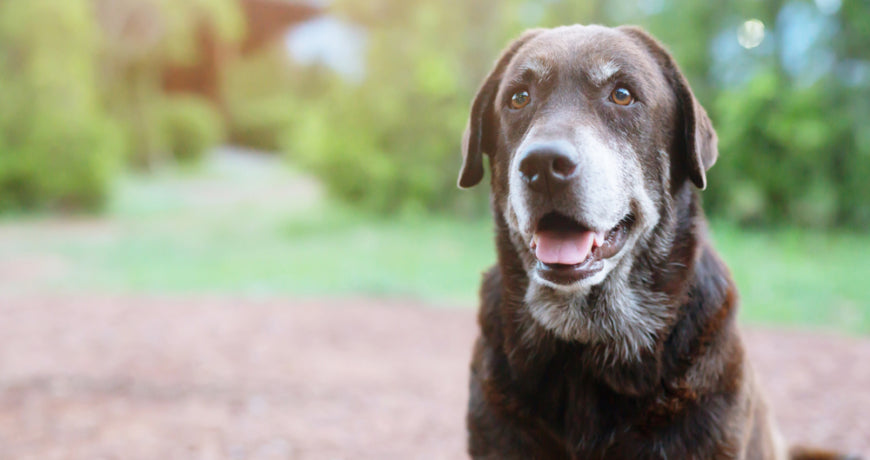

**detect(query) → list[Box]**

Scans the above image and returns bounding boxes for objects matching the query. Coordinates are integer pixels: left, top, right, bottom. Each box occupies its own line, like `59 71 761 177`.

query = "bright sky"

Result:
285 16 368 83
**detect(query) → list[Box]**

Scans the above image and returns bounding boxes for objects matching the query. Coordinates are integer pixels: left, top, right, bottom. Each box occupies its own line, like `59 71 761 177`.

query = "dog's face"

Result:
495 26 670 292
459 25 718 350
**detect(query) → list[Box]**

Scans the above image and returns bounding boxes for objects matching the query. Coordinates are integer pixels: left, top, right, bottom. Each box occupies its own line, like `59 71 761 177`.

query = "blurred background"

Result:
0 0 868 458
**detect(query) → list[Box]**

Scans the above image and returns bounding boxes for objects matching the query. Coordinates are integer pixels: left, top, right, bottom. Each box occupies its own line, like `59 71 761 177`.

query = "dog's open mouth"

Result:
530 212 633 285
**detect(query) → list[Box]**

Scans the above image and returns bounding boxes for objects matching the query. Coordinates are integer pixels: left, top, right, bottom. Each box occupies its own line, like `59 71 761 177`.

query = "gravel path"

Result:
0 295 867 459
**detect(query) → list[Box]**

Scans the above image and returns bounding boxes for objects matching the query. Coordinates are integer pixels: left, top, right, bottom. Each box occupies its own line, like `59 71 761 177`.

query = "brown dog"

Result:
458 25 855 460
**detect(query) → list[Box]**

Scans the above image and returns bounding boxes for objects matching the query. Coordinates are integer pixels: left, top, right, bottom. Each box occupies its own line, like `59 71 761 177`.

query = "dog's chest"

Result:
558 381 654 458
529 366 712 460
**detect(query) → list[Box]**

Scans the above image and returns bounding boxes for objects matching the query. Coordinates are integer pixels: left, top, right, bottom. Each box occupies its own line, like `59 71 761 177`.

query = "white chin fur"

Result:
523 218 668 363
525 258 669 364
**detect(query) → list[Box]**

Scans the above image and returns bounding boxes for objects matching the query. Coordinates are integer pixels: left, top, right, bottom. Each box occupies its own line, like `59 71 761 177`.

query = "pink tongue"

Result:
535 230 595 265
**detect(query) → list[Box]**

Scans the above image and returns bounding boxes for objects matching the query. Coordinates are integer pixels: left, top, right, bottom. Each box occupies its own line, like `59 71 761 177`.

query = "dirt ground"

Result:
0 295 867 459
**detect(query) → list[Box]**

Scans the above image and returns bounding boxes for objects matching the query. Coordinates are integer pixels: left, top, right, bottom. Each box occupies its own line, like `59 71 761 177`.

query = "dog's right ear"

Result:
458 30 544 189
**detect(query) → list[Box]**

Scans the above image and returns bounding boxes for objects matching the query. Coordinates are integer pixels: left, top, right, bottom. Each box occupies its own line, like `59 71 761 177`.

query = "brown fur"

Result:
459 25 857 460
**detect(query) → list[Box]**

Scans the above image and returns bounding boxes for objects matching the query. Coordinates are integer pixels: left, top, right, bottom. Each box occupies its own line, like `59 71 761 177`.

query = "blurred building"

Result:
161 0 322 108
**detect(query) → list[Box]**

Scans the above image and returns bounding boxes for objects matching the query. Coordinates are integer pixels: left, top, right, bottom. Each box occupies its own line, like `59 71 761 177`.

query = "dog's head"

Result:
459 25 718 351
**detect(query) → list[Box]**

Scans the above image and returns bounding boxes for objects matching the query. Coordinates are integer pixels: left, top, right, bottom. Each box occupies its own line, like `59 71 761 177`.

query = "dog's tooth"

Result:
594 231 606 247
530 234 539 250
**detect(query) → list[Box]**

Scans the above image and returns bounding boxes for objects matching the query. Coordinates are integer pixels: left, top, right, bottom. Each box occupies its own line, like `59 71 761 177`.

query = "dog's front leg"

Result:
466 337 569 460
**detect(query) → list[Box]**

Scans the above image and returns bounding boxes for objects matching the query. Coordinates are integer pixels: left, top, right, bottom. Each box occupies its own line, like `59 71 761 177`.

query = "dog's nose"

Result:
518 144 579 193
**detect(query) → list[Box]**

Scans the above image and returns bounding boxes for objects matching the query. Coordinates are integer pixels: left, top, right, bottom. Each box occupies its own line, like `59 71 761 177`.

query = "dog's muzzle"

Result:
516 142 634 286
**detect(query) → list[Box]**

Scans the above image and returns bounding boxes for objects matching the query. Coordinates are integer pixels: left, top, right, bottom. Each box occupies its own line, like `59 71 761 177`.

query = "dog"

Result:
458 25 856 460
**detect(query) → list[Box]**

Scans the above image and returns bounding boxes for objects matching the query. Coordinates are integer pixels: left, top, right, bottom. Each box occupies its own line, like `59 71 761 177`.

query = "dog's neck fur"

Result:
489 183 738 398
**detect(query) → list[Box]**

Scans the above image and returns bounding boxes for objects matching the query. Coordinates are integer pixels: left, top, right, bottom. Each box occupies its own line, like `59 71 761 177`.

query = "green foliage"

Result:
0 116 123 213
0 0 245 212
221 46 315 151
706 72 870 229
0 0 122 212
710 73 823 226
156 0 244 64
284 0 504 214
160 96 224 164
99 0 243 169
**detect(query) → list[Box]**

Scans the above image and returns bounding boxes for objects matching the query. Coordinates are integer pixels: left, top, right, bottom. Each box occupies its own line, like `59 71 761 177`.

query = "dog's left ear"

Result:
459 29 544 189
619 26 718 190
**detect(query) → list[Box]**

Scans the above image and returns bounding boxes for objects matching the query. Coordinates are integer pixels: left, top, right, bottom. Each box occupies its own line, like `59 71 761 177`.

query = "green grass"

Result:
0 151 498 304
709 221 870 333
41 208 493 303
0 153 867 333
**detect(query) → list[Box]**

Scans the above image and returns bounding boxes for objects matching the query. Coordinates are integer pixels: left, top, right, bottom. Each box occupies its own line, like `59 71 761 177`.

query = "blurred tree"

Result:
160 95 224 165
222 44 323 151
0 0 244 211
283 0 514 214
0 0 122 212
702 0 870 228
96 0 242 169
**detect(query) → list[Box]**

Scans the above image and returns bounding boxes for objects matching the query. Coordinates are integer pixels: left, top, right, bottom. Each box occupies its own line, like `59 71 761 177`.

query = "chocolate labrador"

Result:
458 25 855 460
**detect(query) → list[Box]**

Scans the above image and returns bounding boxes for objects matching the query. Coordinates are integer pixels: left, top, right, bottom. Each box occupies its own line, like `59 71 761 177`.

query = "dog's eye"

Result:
610 87 634 106
510 90 531 109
